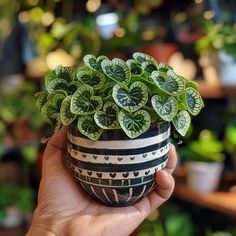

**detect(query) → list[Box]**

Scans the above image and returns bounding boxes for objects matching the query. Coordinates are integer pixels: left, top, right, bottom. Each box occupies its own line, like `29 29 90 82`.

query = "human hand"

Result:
27 127 177 236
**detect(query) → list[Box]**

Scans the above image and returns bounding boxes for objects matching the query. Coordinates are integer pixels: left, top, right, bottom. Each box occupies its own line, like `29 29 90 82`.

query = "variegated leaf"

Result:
35 91 48 110
101 58 130 85
151 70 185 96
54 65 76 81
76 70 105 89
184 88 203 116
118 109 151 138
71 85 103 115
126 59 143 76
141 60 158 74
83 54 108 71
151 95 178 121
45 71 56 87
77 116 103 140
112 81 148 112
41 102 58 122
132 52 156 64
98 82 116 98
172 110 191 136
52 93 66 110
158 63 172 72
60 96 77 125
47 79 68 93
47 90 67 100
94 102 119 129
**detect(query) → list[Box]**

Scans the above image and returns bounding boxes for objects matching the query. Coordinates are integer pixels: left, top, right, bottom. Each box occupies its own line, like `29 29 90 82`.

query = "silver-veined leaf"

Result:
94 102 120 129
83 54 108 71
112 81 148 112
126 59 143 76
141 60 158 74
60 96 77 125
98 82 116 98
47 79 69 93
172 110 191 136
54 65 76 81
118 109 151 138
132 52 156 64
35 91 48 111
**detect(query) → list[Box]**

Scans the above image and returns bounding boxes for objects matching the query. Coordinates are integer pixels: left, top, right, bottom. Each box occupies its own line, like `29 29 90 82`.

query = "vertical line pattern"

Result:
112 189 119 203
136 185 146 200
126 187 133 202
91 186 105 203
102 188 112 203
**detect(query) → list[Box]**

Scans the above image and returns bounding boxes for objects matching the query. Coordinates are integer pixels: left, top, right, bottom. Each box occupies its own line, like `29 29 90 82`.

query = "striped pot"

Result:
67 122 170 207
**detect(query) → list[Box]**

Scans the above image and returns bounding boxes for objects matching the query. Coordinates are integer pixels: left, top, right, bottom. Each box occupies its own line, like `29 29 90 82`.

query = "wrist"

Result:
26 225 57 236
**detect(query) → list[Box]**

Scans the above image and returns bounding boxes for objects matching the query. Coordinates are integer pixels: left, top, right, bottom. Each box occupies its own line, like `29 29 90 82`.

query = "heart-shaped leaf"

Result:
133 52 156 64
55 65 76 81
172 110 191 136
71 85 103 115
41 102 58 122
118 110 151 138
126 59 143 76
141 60 158 74
77 116 103 140
151 95 178 121
52 93 67 109
47 90 68 100
94 102 119 129
98 82 116 98
60 96 77 125
158 63 172 72
51 113 62 133
184 88 203 116
35 91 48 110
112 81 148 112
67 81 82 94
76 70 105 89
45 71 56 87
83 55 108 71
185 80 199 89
101 58 130 85
151 70 185 96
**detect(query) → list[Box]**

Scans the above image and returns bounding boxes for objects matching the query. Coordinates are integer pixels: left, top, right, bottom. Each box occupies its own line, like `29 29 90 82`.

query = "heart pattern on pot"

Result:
151 70 185 96
112 81 148 112
118 109 151 138
71 85 103 115
77 116 103 140
60 96 77 125
101 58 130 85
94 102 120 129
184 88 203 116
83 54 108 71
172 110 191 136
76 70 106 90
151 95 178 121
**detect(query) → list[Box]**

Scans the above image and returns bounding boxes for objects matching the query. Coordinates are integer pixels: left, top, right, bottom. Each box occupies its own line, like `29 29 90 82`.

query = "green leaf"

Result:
151 95 178 121
71 85 103 115
98 82 116 98
141 60 158 74
47 90 67 100
112 81 148 112
126 59 144 76
118 109 151 138
67 81 81 95
83 54 108 71
76 70 106 89
184 88 203 116
185 80 199 89
53 93 66 109
45 71 56 87
94 102 120 129
35 91 48 110
60 96 77 125
47 79 69 93
41 102 58 122
51 113 62 133
77 116 103 140
151 70 185 96
172 110 191 136
101 58 130 85
54 65 76 81
133 52 156 64
158 62 173 72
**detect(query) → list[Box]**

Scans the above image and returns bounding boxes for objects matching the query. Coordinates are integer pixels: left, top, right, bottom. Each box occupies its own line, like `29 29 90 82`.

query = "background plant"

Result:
36 52 204 140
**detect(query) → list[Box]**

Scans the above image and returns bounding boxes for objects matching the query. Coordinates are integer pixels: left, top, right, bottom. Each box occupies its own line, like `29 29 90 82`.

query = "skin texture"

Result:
27 127 177 236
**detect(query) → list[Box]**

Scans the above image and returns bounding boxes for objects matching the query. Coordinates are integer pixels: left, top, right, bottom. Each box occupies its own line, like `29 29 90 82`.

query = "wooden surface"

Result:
174 169 236 216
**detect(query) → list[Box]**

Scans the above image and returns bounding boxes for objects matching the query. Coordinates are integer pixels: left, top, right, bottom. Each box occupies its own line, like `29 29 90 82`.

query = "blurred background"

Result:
0 0 236 235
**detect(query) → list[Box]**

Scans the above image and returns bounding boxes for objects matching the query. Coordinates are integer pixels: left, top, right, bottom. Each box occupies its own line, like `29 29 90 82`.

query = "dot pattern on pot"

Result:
67 122 170 207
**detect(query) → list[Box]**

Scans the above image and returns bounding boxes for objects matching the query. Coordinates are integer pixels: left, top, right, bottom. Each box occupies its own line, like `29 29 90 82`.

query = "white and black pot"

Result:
67 122 170 207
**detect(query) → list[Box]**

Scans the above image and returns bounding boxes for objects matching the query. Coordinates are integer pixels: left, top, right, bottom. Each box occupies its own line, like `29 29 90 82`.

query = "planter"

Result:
186 161 223 193
218 50 236 86
67 122 170 207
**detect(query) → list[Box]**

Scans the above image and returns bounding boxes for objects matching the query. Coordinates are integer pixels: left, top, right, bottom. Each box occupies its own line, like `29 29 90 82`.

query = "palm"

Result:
30 128 176 236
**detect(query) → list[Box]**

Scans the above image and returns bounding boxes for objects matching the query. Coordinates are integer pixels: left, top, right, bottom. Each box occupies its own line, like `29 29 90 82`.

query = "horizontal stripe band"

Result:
67 153 168 172
67 128 170 150
69 160 168 179
68 143 170 164
68 122 170 141
68 138 170 155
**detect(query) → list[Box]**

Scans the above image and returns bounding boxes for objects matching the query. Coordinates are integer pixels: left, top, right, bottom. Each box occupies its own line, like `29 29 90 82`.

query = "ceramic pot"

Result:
186 161 223 193
67 122 170 207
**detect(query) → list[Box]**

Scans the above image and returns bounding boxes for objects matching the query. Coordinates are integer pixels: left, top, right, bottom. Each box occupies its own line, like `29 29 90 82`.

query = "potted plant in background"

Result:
35 52 204 206
196 22 236 86
179 129 225 193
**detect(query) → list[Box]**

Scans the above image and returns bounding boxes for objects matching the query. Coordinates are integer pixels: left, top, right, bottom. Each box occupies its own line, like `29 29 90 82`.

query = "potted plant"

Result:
35 52 204 206
179 130 225 193
196 22 236 86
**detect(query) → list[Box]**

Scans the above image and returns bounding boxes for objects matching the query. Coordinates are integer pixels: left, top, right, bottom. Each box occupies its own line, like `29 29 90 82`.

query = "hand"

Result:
27 127 177 236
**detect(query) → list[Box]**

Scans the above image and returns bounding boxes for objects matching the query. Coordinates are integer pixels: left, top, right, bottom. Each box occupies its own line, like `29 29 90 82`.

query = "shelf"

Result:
173 169 236 216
